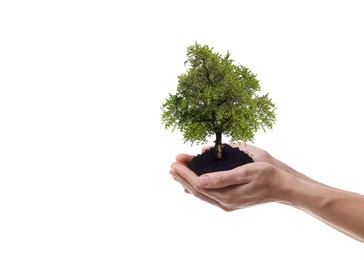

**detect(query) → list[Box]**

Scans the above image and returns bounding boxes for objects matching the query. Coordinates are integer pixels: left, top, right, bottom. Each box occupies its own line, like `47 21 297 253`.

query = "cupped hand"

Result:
170 161 291 211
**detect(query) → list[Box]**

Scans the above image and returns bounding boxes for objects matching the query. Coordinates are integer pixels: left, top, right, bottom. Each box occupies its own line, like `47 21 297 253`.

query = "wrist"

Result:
281 174 328 211
264 166 299 204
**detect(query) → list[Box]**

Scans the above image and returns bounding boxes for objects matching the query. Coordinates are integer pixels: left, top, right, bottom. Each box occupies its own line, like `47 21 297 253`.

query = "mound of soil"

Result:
187 144 254 176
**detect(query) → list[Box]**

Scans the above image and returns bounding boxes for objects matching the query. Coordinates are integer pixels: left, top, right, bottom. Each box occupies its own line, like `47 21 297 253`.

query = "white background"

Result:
1 0 364 259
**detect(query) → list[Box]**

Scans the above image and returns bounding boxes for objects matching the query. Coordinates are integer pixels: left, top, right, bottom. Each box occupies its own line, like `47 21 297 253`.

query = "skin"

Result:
170 144 364 243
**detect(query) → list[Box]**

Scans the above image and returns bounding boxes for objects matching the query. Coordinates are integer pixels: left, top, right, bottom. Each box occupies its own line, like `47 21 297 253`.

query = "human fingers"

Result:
197 163 285 208
170 170 196 195
171 162 260 209
171 164 222 203
171 163 200 188
170 168 227 209
175 154 194 165
197 165 252 189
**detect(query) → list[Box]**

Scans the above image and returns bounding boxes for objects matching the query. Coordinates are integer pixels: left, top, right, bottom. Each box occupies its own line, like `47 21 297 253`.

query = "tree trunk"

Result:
214 132 223 159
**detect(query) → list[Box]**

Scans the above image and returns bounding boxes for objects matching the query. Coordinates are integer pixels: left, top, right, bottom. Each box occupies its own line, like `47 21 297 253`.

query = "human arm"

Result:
170 144 364 242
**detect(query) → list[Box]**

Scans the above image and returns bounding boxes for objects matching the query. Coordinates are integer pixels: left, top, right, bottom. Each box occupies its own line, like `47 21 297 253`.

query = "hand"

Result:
170 160 292 211
170 143 316 211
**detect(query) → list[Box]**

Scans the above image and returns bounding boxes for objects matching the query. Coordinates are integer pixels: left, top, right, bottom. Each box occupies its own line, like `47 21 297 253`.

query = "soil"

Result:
187 144 254 176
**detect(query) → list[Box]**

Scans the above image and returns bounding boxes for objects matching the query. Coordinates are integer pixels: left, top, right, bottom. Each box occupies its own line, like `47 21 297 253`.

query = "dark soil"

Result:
187 144 254 176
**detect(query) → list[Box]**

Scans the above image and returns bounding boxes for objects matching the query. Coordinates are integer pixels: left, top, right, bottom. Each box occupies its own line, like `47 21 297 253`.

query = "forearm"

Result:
283 175 364 242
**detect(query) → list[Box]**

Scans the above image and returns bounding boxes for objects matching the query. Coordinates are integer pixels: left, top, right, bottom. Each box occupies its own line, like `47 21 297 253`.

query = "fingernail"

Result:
199 175 210 187
170 168 176 175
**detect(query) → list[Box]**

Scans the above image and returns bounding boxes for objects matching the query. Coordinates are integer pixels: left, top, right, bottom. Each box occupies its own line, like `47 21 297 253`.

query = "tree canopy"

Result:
161 42 276 158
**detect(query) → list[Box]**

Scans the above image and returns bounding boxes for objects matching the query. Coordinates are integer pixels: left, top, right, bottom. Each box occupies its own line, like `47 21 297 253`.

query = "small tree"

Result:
162 43 276 159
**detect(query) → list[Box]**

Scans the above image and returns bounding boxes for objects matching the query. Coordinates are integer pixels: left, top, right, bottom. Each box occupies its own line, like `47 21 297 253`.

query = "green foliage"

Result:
161 42 276 147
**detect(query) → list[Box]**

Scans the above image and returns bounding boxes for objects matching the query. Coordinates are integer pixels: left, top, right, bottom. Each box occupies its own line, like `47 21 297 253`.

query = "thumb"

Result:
198 166 249 189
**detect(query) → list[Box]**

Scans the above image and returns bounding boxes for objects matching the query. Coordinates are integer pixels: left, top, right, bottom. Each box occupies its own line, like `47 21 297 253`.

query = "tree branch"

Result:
216 98 228 106
197 56 214 88
202 62 214 88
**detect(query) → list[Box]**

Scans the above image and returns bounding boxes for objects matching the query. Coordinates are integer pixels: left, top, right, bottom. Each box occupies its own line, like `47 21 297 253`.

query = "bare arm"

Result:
284 175 364 242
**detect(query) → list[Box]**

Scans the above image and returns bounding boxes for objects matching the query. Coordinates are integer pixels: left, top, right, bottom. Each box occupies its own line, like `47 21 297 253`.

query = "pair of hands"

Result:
170 144 298 211
171 145 364 242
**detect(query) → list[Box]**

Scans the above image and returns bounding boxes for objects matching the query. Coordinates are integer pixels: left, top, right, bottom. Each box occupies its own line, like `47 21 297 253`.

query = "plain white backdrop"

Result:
1 0 364 259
